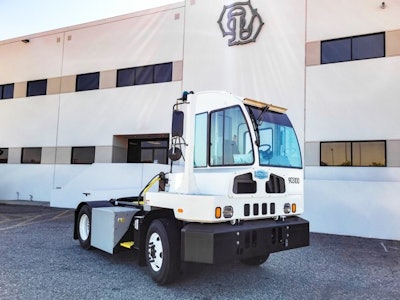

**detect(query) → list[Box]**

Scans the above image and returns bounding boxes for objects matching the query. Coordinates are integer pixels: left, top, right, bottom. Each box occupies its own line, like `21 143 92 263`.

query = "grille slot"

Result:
266 173 286 193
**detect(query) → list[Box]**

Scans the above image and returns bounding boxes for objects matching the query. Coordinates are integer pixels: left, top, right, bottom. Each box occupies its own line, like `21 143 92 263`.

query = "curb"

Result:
0 200 50 207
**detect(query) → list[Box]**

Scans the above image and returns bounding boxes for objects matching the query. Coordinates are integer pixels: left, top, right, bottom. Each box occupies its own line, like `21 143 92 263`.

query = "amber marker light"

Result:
292 203 297 213
215 207 222 219
177 208 183 213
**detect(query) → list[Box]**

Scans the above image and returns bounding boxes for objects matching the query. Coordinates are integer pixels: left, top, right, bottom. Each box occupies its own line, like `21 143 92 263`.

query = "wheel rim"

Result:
148 232 163 272
79 214 90 241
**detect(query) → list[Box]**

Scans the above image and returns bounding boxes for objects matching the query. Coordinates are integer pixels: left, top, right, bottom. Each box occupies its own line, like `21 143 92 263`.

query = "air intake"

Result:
266 174 285 193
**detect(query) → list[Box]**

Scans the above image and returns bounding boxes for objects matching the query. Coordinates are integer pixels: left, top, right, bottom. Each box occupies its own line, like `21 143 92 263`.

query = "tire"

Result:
145 218 180 285
77 205 92 250
240 254 269 266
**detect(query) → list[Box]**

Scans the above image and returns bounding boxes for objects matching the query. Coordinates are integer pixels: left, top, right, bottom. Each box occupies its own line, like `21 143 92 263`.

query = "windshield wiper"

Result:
256 105 269 125
246 106 260 147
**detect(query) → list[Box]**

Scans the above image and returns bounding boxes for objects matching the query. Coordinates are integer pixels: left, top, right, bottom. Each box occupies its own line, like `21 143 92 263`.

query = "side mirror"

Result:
171 110 184 137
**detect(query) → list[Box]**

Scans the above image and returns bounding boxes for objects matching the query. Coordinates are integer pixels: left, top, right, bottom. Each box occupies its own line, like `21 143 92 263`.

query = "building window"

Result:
117 68 135 87
321 38 351 64
320 141 386 167
27 80 47 97
0 148 8 163
321 32 385 64
352 33 385 60
135 65 154 85
0 84 14 99
76 72 100 91
127 137 169 164
71 147 95 164
21 147 42 164
117 62 173 88
154 62 172 83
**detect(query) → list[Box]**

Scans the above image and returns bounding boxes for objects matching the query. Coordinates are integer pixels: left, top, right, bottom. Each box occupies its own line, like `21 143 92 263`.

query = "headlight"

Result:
284 203 291 214
223 206 234 218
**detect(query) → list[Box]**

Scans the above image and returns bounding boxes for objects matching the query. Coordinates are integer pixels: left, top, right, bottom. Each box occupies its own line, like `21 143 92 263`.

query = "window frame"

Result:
76 72 100 92
117 62 173 88
27 79 47 97
209 105 254 167
321 32 385 64
154 62 173 83
135 65 154 85
0 83 14 99
0 148 8 163
127 136 169 164
21 147 42 164
194 112 208 168
117 67 136 87
71 146 95 164
320 140 386 167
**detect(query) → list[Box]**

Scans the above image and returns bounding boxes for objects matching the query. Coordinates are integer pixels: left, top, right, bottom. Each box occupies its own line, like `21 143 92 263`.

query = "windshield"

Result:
247 106 302 168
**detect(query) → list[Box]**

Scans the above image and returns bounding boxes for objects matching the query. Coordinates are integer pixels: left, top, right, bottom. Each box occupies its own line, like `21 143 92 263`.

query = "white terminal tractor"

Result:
74 91 309 285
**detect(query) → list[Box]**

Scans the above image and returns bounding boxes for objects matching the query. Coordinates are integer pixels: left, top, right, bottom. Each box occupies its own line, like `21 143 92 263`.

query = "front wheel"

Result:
145 218 180 285
240 254 269 266
77 205 92 250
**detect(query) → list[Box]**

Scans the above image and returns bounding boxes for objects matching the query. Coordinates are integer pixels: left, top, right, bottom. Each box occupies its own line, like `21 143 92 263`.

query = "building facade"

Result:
0 0 399 240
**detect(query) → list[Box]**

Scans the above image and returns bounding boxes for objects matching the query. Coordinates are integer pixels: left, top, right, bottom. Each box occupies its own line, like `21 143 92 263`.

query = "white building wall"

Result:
307 0 400 41
306 57 400 141
0 95 59 147
61 7 184 75
0 33 63 83
304 0 400 240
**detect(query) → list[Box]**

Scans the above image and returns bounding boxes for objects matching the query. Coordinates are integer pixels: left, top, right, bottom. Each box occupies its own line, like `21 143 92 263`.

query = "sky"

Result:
0 0 181 41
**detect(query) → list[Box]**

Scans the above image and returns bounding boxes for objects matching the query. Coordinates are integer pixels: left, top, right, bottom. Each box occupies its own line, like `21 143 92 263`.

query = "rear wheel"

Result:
240 254 269 266
145 218 180 285
77 205 91 249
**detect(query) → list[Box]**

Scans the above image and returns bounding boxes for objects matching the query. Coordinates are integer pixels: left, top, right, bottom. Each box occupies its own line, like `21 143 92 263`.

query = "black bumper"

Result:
181 217 309 264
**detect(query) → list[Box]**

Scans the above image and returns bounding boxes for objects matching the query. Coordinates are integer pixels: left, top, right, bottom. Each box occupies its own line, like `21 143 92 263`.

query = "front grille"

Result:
244 202 275 217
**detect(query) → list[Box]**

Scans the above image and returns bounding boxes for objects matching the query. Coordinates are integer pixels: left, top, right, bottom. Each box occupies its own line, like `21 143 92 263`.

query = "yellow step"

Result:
120 241 134 249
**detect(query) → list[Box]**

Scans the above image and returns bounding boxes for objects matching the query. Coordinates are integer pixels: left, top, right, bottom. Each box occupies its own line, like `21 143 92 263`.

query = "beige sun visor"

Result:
243 98 287 114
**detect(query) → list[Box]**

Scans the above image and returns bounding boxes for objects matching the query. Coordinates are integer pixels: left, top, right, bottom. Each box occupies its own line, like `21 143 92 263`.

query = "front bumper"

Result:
181 217 309 264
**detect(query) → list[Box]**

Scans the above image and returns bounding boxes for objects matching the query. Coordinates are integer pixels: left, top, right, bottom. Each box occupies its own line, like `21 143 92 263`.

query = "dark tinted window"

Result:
154 63 172 83
320 141 386 167
117 68 135 87
27 80 47 97
321 38 351 64
0 148 8 163
321 32 385 64
352 33 385 60
1 84 14 99
117 62 173 87
76 72 99 91
71 147 95 164
135 65 154 85
21 147 41 164
3 84 14 99
127 138 169 164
